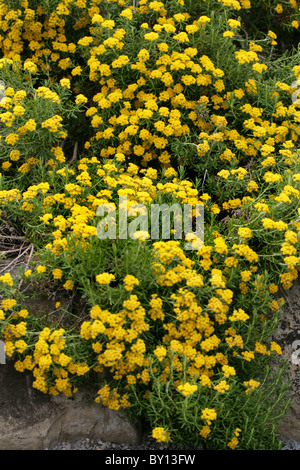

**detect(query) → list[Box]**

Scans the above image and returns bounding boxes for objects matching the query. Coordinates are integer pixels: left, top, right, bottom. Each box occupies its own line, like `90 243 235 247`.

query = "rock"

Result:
271 279 300 441
0 361 141 450
0 255 141 450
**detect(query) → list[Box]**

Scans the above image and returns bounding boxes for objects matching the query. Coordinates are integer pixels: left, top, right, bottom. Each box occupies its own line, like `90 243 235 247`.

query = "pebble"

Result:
46 437 300 450
280 439 300 450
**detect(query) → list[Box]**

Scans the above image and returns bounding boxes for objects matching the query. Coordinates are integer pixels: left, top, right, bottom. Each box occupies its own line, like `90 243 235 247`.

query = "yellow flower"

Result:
58 353 72 367
242 351 255 361
60 78 71 89
24 61 38 73
41 116 63 133
78 36 94 46
123 274 139 291
229 308 249 322
52 268 63 280
173 32 190 42
18 309 29 318
213 380 230 394
15 340 27 353
144 32 159 41
218 169 230 179
186 24 199 34
270 341 282 355
153 345 167 362
96 273 115 285
228 437 239 450
253 63 268 73
152 427 169 443
2 298 17 311
200 425 211 438
227 19 241 29
243 379 260 395
112 55 130 68
71 66 82 76
133 231 150 241
267 30 277 45
120 8 133 20
36 265 46 273
0 273 13 287
63 280 74 290
5 133 19 145
238 227 252 239
102 19 115 29
222 365 236 378
198 15 211 23
13 105 25 116
75 94 88 104
223 30 235 38
201 408 217 425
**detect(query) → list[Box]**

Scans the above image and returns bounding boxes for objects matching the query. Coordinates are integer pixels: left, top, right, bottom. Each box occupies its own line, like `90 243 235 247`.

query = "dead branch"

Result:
0 243 32 274
18 243 34 289
71 141 78 161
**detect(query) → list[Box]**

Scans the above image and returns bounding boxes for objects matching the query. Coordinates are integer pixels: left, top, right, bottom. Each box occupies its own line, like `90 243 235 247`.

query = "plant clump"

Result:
1 0 300 450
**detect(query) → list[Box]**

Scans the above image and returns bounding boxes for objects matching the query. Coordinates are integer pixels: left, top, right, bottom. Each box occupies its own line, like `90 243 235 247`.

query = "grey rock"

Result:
0 361 141 450
271 279 300 442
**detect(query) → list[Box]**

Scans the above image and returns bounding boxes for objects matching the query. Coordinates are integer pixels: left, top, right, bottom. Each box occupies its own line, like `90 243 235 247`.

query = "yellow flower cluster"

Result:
95 384 130 410
0 272 14 287
4 318 90 396
96 273 115 285
177 382 198 396
152 426 170 443
243 379 260 395
1 0 299 450
123 275 139 291
228 428 242 450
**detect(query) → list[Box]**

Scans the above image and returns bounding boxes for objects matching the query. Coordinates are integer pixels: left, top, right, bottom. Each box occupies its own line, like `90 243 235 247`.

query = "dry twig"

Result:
18 243 34 289
0 243 33 274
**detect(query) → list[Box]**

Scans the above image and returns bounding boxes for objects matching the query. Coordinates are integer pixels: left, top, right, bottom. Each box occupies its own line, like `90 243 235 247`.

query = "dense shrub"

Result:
1 0 300 449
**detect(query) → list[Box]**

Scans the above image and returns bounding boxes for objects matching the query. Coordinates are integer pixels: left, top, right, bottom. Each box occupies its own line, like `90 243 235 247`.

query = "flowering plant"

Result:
1 0 299 449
